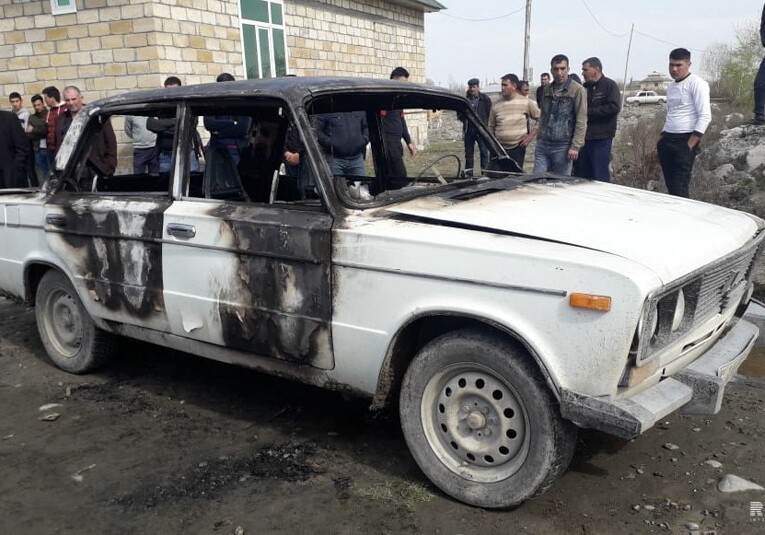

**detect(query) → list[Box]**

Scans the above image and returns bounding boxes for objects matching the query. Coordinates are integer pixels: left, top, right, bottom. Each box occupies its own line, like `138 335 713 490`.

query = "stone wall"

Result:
0 0 430 170
286 0 426 82
0 0 427 104
0 0 247 104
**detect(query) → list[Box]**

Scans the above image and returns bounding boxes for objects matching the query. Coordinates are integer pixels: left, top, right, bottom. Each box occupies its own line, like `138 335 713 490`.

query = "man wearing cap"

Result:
458 78 492 176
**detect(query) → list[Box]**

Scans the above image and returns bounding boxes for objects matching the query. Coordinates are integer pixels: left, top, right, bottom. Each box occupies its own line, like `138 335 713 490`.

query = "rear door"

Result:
44 103 177 330
161 98 335 369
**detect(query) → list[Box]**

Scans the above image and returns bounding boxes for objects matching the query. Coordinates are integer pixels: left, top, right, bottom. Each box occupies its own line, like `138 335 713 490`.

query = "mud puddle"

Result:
739 347 765 378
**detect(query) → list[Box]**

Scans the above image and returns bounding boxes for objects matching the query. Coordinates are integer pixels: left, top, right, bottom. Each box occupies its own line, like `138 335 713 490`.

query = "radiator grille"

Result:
694 245 760 324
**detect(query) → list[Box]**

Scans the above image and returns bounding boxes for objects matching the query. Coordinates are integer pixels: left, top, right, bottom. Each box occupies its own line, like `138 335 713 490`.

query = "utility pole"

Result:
523 0 532 82
621 23 635 107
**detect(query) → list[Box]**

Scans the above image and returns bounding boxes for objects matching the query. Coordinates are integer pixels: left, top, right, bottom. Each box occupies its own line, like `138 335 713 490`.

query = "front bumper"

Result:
559 318 759 440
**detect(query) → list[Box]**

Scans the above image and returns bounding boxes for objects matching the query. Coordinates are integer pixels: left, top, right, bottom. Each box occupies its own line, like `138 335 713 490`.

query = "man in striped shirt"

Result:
488 73 540 171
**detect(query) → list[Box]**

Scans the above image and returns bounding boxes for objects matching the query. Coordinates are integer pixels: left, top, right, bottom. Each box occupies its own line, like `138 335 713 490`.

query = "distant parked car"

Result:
626 90 666 105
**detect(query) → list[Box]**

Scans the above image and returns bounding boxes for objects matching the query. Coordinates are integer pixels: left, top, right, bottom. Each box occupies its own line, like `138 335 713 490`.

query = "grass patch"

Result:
352 479 434 510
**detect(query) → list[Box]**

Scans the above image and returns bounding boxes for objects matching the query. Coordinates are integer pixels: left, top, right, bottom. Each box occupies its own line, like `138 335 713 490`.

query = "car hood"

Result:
386 179 760 283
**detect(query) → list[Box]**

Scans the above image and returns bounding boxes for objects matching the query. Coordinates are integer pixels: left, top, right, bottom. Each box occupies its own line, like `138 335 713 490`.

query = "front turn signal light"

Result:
569 293 611 312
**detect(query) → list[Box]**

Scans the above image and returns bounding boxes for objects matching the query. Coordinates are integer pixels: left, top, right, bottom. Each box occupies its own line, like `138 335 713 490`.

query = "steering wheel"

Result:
54 177 81 192
414 154 462 185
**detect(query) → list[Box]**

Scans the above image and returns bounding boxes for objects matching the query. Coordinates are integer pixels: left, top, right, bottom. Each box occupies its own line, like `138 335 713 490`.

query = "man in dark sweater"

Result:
147 76 201 173
0 109 30 188
750 3 765 125
577 57 621 181
315 111 369 177
381 67 417 177
536 73 550 104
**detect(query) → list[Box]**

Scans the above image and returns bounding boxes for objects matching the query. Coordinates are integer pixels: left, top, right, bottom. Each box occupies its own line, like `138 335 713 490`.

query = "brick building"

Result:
0 0 444 104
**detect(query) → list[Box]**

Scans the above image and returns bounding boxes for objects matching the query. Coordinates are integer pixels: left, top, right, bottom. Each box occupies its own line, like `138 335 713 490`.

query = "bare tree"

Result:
702 42 732 97
718 22 760 109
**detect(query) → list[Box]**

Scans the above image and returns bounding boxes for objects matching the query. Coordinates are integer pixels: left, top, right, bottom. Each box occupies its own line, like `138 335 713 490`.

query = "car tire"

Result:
399 329 577 508
35 270 115 374
658 98 665 104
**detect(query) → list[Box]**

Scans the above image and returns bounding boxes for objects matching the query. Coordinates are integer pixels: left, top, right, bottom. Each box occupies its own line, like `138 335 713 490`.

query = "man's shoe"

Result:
745 117 765 125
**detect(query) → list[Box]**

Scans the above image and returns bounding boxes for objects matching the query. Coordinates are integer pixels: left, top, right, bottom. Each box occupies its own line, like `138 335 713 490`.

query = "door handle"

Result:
166 223 196 239
45 214 67 227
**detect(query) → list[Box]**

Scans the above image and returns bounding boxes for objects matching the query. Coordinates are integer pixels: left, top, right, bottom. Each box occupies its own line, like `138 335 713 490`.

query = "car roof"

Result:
90 77 460 110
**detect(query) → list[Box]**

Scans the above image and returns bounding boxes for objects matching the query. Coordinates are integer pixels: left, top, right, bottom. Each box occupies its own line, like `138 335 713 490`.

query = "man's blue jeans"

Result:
35 148 50 183
159 151 199 173
330 154 366 176
133 147 159 174
577 138 613 181
755 56 765 121
533 140 573 176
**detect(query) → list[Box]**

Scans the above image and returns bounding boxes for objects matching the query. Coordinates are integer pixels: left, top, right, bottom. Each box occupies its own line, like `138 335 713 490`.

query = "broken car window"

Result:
306 92 517 208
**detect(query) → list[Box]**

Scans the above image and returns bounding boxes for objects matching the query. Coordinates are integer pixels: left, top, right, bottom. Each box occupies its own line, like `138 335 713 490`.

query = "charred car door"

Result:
44 104 179 331
161 99 334 369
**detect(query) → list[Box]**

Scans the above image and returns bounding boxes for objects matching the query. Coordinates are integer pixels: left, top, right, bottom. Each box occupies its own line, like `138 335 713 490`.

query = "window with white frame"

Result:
51 0 77 15
240 0 288 79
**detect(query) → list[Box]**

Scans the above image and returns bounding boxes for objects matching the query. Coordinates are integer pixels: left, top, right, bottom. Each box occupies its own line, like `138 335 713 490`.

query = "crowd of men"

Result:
463 47 712 198
2 46 713 198
0 86 76 188
0 76 229 190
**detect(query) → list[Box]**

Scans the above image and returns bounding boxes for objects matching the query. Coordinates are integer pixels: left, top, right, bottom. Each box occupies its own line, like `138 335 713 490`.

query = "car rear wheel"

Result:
35 270 115 374
399 329 576 508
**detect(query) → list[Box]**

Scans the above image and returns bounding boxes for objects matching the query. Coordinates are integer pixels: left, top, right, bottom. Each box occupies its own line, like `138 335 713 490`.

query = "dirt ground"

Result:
2 296 765 534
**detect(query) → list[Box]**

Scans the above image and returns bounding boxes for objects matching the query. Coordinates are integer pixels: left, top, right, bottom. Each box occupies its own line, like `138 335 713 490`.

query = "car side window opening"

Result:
60 106 180 195
186 100 322 207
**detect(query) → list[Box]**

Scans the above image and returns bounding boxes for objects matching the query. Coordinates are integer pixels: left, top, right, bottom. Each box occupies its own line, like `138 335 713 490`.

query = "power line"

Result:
438 5 526 22
579 0 704 53
579 0 629 37
633 29 704 53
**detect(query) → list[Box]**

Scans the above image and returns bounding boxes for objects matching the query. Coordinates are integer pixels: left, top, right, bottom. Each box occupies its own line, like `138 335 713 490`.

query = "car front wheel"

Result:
35 270 115 374
399 329 576 508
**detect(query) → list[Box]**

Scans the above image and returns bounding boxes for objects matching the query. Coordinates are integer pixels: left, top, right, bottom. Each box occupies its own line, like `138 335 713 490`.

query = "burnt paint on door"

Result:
45 194 172 323
207 203 333 366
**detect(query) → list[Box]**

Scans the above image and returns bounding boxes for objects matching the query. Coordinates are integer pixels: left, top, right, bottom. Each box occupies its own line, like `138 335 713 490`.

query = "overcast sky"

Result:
424 0 757 88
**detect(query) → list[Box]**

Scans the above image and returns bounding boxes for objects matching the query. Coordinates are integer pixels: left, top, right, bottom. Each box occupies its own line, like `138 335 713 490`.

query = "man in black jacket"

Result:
578 57 621 181
535 73 550 103
0 110 31 188
315 111 368 177
26 94 48 185
147 76 201 173
382 67 417 177
751 4 765 125
459 78 492 176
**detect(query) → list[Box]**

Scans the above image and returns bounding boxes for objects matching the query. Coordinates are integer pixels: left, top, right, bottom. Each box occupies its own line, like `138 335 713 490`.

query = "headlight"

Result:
671 289 685 332
638 306 658 342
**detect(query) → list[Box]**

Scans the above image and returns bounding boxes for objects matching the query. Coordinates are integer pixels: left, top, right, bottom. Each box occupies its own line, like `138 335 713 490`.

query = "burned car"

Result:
0 77 762 508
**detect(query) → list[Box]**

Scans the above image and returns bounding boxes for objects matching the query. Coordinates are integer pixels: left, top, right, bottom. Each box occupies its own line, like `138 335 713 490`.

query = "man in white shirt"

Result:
656 48 711 198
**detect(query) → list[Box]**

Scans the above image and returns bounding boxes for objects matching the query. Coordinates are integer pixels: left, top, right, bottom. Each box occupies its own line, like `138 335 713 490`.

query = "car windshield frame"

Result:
303 88 523 210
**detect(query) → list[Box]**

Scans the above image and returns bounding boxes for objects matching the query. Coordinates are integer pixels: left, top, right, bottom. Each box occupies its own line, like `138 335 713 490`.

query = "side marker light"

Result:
569 293 611 312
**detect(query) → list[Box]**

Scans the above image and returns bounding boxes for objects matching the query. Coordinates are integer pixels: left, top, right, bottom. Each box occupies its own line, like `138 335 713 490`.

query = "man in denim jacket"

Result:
532 54 587 176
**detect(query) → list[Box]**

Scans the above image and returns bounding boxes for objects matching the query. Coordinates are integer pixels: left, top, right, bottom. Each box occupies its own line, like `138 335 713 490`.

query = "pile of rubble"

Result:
694 117 765 217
